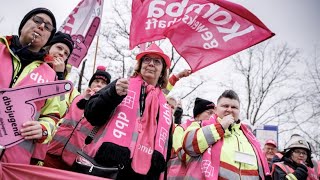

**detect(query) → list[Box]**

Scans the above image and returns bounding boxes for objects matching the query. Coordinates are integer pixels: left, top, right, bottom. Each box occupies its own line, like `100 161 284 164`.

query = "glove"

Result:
293 163 308 180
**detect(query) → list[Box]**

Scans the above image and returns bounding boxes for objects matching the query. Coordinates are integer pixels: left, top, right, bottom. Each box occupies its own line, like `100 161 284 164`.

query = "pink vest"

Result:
0 43 13 88
273 162 318 180
88 76 172 173
166 119 195 179
185 116 270 179
0 42 56 164
46 95 100 166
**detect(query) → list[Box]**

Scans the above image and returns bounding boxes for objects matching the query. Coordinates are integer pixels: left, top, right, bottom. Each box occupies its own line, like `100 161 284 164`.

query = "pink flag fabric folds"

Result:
60 0 104 67
0 162 108 180
130 0 275 72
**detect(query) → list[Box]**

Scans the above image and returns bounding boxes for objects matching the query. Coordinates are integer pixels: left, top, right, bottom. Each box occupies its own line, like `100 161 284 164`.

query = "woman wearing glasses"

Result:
272 134 318 180
0 8 61 164
84 43 173 179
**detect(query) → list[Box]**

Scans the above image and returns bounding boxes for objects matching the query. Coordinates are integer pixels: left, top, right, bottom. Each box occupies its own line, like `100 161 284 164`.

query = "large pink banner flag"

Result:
130 0 275 72
60 0 104 67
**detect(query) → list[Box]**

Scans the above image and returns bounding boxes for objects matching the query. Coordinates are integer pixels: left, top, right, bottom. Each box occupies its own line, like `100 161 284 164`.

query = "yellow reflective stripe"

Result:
172 126 184 152
286 173 298 180
196 124 221 153
166 82 174 94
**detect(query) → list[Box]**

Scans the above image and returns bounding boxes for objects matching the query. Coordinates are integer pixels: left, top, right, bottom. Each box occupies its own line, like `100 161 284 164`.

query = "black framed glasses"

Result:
32 16 55 32
293 149 307 156
142 56 163 66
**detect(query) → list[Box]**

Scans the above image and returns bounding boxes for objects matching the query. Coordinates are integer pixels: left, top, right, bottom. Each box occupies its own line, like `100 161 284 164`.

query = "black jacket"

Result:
84 79 171 179
272 157 308 180
84 79 125 126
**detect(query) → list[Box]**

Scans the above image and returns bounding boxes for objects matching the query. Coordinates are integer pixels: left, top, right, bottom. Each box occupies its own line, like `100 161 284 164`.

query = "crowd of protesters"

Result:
0 7 319 180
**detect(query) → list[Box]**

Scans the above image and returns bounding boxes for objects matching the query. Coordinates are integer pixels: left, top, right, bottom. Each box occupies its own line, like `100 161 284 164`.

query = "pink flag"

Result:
130 0 275 72
60 0 104 67
0 163 108 180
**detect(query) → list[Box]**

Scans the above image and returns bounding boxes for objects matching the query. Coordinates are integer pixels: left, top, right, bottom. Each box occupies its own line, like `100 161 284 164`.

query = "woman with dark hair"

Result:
43 31 74 80
272 134 318 180
30 31 75 165
84 43 173 179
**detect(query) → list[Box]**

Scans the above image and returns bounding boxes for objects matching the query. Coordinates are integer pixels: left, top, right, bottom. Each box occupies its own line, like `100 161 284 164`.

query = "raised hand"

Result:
115 78 129 96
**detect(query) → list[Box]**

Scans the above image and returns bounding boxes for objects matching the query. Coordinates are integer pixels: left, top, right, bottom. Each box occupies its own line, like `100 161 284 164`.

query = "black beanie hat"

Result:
193 97 215 117
18 7 57 44
46 31 74 54
88 66 111 87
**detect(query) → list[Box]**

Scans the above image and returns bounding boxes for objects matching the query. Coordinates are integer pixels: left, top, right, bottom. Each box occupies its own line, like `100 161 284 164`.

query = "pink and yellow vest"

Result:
0 41 56 164
184 116 270 179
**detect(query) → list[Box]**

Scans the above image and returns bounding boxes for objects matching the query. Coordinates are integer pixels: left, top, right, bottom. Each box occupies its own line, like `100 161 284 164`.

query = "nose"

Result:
37 22 45 30
58 50 64 57
226 106 232 112
148 59 155 66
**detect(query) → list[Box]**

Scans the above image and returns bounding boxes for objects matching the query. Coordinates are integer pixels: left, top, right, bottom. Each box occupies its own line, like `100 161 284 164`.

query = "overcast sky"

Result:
0 0 319 54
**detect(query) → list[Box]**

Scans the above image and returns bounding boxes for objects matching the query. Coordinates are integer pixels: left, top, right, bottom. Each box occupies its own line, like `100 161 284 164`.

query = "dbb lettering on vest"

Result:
30 72 49 83
113 112 129 138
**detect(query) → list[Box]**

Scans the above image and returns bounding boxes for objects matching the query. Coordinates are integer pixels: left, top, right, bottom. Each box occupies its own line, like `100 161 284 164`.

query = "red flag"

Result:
130 0 275 72
60 0 104 67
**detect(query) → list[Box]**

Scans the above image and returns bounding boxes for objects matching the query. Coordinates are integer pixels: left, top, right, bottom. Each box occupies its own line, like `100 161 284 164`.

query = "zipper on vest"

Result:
234 129 242 179
9 56 21 88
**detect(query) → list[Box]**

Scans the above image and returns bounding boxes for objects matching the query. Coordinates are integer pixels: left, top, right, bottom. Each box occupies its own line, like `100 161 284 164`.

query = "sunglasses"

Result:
32 16 55 32
142 56 163 66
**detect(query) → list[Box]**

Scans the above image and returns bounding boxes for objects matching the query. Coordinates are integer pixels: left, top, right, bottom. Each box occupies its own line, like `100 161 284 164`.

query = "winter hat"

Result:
284 134 313 167
285 134 310 152
265 139 277 148
18 7 57 43
193 97 215 117
88 66 111 87
46 31 74 55
136 43 171 68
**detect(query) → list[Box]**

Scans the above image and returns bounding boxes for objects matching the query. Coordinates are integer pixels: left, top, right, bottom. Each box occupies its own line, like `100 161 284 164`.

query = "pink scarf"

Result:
131 85 160 174
89 75 172 175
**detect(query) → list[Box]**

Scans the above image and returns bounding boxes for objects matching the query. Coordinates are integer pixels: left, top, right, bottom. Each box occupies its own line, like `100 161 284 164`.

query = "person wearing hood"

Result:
272 134 318 180
0 7 63 164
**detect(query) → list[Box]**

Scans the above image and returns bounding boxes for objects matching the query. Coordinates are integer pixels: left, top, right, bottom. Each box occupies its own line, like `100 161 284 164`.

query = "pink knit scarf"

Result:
131 85 160 174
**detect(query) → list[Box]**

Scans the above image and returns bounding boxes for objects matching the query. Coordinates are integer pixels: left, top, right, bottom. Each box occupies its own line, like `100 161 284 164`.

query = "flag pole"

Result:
92 35 100 74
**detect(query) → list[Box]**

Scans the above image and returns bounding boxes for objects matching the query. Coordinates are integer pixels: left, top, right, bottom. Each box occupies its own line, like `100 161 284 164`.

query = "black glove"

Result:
293 164 308 180
173 107 183 124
